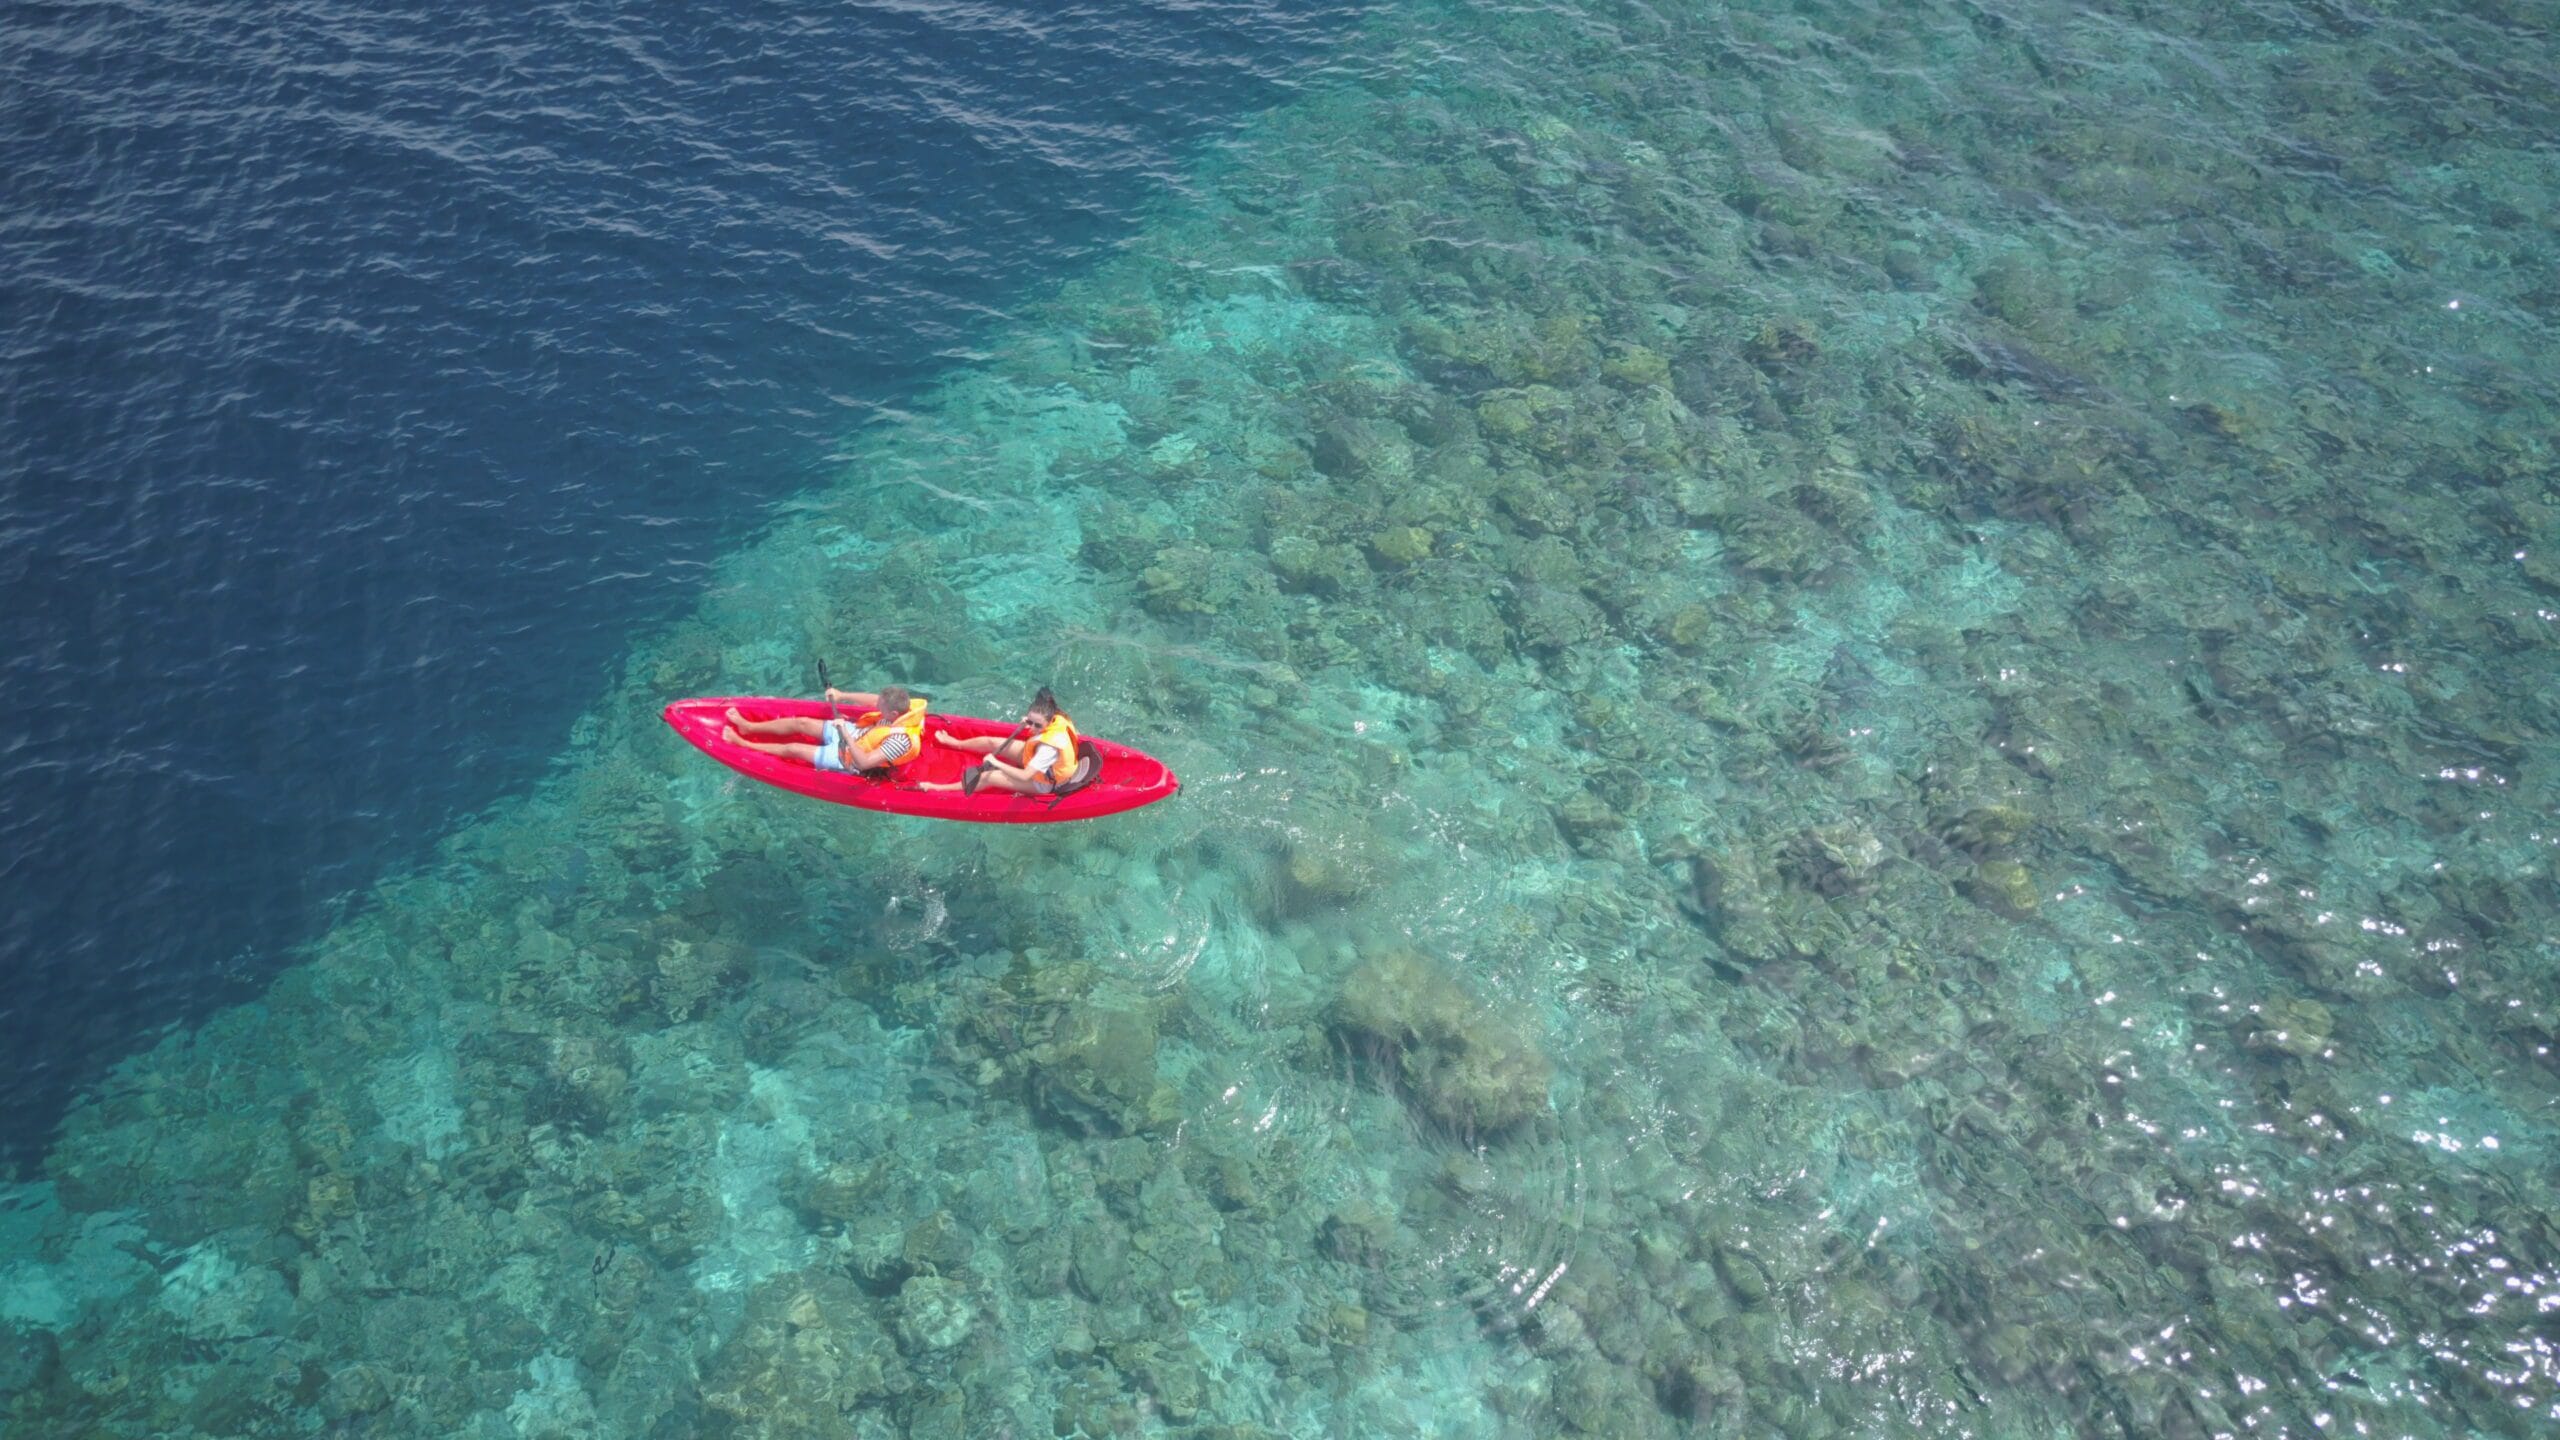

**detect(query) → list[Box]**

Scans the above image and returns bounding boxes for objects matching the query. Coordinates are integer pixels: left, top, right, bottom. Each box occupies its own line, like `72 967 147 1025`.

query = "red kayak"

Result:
662 697 1179 824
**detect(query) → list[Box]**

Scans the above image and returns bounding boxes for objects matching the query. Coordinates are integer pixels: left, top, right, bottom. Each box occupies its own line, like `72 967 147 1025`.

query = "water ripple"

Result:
0 0 1367 1169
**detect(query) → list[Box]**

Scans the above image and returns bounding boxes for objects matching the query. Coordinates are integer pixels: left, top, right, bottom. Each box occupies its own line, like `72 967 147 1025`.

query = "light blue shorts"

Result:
811 719 860 772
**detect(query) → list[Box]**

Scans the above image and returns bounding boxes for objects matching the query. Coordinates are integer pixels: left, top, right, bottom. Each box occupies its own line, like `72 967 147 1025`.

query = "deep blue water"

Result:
0 0 1359 1171
7 2 2558 1433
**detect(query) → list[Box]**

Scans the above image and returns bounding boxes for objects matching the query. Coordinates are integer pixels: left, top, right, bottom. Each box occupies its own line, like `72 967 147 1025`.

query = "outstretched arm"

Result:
974 752 1041 782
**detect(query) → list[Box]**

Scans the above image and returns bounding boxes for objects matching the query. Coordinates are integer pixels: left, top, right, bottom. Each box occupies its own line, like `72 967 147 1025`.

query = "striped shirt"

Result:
829 720 912 768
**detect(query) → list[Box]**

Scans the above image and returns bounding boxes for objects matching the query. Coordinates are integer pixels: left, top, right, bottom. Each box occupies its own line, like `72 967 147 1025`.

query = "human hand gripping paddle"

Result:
962 713 1042 796
663 685 1176 823
816 657 849 769
816 659 937 785
944 687 1091 799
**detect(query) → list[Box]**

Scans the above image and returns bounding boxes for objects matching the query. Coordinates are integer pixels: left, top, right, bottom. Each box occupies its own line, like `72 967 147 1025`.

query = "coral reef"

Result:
701 1270 911 1437
8 0 2558 1435
1335 948 1554 1134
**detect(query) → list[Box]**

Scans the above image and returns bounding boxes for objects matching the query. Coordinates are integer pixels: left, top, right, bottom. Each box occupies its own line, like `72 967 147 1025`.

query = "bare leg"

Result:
728 708 828 742
934 731 1027 763
722 727 822 766
972 767 1048 795
915 759 1048 795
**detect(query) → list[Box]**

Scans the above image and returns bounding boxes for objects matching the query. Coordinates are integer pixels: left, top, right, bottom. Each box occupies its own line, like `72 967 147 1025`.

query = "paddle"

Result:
816 657 848 768
818 659 942 785
954 717 1028 797
966 694 1057 797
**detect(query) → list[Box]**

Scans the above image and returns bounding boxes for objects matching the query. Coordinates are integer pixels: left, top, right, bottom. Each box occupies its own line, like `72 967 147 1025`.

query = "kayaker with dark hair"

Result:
919 687 1081 796
724 685 929 775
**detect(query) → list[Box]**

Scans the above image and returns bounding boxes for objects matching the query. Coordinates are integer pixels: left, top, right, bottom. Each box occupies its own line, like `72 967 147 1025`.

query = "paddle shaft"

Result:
817 658 848 764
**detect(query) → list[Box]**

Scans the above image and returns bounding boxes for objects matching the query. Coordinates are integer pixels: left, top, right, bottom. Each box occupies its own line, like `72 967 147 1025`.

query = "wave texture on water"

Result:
0 0 1357 1167
5 0 2559 1436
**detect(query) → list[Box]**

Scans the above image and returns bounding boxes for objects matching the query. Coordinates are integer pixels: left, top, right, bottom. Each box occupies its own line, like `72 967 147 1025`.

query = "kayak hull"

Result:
662 698 1179 824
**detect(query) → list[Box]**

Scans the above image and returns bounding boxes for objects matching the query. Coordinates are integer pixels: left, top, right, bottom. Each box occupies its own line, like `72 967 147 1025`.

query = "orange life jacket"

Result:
1027 712 1079 784
853 698 928 768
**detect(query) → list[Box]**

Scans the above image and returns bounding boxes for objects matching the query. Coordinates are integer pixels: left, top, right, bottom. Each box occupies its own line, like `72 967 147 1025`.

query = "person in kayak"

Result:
918 687 1080 796
723 686 929 774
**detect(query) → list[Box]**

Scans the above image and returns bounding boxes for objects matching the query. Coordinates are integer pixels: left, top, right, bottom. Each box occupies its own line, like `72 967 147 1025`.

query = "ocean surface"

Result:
3 0 2557 1437
0 0 1360 1169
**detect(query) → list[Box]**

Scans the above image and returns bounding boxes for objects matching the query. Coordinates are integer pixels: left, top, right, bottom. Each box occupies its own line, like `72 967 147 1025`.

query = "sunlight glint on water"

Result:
6 0 2558 1436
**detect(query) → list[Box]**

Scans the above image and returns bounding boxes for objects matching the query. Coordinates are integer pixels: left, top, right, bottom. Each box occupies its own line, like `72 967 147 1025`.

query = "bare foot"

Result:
934 729 963 746
721 726 741 746
725 706 749 729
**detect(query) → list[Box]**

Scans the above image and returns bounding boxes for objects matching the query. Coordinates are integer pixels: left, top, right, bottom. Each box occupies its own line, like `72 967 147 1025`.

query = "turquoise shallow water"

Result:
6 0 2559 1436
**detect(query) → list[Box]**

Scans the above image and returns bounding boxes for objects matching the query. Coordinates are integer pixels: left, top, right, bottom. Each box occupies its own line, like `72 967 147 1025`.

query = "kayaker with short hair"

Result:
918 687 1080 796
724 686 928 774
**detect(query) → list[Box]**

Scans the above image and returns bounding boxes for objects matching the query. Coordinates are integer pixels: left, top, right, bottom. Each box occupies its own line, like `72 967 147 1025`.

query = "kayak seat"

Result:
1046 751 1103 800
